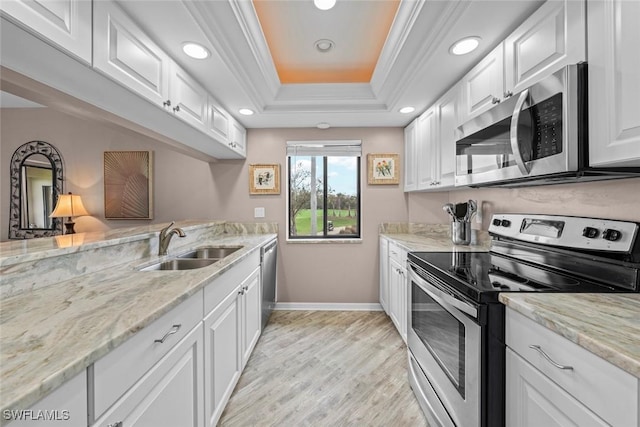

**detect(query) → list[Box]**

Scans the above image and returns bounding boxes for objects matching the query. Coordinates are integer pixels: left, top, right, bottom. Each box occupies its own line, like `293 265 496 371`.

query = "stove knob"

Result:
603 229 622 241
501 219 511 227
582 227 599 239
492 219 502 226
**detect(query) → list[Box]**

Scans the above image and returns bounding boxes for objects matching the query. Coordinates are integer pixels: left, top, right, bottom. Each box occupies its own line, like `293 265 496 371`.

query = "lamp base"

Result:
63 220 76 234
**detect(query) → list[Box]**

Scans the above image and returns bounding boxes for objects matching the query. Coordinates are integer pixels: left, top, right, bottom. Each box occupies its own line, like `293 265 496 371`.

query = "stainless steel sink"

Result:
140 258 219 271
177 246 243 259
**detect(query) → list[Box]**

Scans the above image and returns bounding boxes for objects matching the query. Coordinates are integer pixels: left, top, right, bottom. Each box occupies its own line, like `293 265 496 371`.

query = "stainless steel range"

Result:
407 214 640 427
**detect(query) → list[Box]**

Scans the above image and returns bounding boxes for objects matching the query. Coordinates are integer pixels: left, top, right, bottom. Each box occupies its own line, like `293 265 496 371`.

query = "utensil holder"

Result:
451 221 471 245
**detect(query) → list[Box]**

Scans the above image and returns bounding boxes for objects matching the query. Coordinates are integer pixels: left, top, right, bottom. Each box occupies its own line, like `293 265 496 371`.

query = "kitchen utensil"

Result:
451 221 471 245
466 200 477 222
443 203 456 221
454 202 467 220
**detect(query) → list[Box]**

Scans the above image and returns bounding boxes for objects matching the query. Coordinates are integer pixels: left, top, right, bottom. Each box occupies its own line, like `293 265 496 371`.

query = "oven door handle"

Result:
510 88 531 175
409 268 478 319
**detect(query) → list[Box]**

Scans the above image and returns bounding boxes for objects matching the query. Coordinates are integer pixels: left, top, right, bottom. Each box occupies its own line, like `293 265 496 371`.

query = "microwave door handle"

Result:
510 89 531 175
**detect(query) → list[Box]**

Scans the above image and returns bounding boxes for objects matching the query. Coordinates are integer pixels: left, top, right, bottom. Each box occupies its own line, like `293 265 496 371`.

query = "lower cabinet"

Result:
203 266 261 427
94 323 205 427
379 237 389 314
387 242 408 343
505 308 639 427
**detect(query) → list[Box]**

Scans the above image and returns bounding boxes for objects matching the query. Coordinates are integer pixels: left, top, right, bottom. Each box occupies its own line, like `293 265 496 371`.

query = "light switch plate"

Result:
254 207 265 218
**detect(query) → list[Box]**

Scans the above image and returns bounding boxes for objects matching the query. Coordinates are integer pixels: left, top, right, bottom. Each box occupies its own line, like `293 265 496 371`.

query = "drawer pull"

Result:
529 345 574 370
107 422 123 427
154 324 181 344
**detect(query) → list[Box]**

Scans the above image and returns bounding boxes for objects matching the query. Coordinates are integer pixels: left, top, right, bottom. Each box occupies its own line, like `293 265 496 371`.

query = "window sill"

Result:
286 238 363 244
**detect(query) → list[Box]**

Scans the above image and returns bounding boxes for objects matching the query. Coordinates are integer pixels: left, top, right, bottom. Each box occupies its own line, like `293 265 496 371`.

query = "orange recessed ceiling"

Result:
253 0 400 84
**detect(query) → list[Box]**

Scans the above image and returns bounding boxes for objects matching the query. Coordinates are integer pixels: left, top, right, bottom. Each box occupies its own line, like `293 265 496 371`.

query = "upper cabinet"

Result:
229 120 247 157
587 0 640 167
403 119 418 192
460 0 586 123
93 0 171 108
170 63 209 132
0 0 92 64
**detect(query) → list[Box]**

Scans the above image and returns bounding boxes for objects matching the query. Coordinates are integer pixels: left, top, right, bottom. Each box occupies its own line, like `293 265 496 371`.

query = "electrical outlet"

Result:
254 207 265 218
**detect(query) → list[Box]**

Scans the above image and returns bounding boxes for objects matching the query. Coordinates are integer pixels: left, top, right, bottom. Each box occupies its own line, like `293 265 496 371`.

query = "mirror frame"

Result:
9 141 64 239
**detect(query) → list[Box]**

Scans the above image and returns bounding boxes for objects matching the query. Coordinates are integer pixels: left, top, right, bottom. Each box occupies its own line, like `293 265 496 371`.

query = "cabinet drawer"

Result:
506 308 638 427
388 242 407 266
93 289 203 418
204 251 260 315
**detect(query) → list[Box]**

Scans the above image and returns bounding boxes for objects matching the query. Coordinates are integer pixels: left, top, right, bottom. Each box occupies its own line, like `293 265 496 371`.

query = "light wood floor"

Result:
218 310 429 427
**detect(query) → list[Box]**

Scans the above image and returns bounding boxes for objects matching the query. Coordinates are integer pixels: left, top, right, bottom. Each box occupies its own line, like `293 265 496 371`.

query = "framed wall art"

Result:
249 164 280 195
367 153 400 185
104 151 153 219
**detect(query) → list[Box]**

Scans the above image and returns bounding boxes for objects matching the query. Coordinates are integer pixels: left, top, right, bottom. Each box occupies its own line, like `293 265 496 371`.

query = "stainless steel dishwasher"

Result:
260 239 277 329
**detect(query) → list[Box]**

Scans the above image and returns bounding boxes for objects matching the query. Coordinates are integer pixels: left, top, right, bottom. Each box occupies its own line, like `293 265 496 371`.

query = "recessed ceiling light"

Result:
399 106 415 114
314 0 336 11
314 39 334 53
182 42 210 59
239 108 254 116
449 37 481 55
317 122 331 129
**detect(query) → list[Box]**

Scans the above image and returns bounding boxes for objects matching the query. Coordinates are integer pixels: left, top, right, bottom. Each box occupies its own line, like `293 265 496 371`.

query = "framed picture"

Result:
367 153 400 185
104 151 153 219
249 164 280 195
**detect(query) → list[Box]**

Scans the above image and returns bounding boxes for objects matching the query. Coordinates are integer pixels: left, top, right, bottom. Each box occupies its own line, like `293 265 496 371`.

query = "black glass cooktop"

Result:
408 251 621 303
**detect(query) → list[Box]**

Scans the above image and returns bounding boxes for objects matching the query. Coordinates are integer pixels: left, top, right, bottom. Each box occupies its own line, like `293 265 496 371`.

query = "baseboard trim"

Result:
274 302 383 311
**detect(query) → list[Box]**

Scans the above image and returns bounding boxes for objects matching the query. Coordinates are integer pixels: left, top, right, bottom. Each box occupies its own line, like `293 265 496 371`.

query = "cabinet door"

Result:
204 287 242 427
404 119 418 191
95 323 205 427
587 0 640 167
504 0 585 95
461 44 504 120
170 63 209 131
229 121 247 156
506 348 608 427
0 0 91 63
208 101 230 143
416 107 438 190
379 237 389 314
434 85 460 189
241 267 261 367
93 0 171 108
388 258 407 343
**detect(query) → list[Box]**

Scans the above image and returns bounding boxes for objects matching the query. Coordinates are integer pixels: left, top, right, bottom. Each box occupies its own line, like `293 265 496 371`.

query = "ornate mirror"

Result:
9 141 64 239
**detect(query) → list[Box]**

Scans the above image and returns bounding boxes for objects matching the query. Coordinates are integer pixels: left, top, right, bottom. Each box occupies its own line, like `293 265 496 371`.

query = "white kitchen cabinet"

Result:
504 0 585 96
229 120 247 157
404 119 418 192
208 101 230 143
6 371 86 426
431 84 460 190
379 236 389 314
170 62 209 132
460 43 504 121
388 242 407 343
587 0 640 167
416 106 438 189
93 0 171 109
203 284 242 427
94 323 205 427
240 267 261 367
505 308 639 427
0 0 91 64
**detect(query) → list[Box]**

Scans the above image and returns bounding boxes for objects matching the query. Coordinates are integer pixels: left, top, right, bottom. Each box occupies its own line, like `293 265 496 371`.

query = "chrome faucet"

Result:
158 221 186 256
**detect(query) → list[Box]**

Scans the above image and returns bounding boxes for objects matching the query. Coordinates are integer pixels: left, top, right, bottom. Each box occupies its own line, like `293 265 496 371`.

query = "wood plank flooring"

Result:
218 310 429 427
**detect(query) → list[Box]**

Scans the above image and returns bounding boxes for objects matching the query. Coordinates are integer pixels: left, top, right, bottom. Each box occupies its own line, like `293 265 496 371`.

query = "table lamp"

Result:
50 192 90 234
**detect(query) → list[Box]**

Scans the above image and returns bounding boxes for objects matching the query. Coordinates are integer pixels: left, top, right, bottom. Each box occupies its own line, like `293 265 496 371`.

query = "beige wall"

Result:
0 108 217 240
211 127 408 304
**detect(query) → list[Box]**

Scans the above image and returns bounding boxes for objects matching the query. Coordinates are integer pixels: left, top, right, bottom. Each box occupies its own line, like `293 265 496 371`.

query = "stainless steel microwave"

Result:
455 64 639 187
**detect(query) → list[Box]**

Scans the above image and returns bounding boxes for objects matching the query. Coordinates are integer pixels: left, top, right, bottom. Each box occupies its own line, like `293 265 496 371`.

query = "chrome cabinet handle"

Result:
491 96 501 104
163 100 171 107
529 345 574 370
107 422 123 427
504 91 513 98
154 324 181 343
510 88 531 175
173 105 180 113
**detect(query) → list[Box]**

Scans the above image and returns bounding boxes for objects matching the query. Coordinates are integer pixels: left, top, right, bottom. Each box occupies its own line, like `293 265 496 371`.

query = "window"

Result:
287 140 361 239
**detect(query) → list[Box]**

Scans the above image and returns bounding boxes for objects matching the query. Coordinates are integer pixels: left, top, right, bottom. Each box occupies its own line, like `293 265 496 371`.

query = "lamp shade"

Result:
50 193 89 218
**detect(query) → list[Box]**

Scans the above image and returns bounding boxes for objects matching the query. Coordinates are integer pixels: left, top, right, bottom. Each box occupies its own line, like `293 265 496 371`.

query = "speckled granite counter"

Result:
0 221 277 418
499 293 640 378
379 223 491 252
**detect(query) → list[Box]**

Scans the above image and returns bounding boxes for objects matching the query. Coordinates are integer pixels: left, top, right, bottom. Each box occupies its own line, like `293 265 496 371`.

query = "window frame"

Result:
286 142 362 241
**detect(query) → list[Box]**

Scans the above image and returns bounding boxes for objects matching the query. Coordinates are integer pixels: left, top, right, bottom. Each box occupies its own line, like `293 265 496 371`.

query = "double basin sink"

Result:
140 246 243 271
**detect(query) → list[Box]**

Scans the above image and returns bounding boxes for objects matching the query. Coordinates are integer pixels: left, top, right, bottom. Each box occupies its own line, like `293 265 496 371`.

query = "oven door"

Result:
407 265 481 427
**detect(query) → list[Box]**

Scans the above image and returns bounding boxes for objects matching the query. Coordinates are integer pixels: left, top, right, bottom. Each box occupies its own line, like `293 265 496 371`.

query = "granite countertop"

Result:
380 223 491 252
0 231 277 417
499 293 640 378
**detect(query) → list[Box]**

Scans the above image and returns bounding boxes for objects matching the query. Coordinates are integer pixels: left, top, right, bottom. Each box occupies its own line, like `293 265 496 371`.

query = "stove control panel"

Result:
489 214 639 253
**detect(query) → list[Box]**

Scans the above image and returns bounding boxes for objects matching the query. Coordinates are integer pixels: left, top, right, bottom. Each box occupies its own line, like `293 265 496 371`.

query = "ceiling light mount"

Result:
314 39 334 53
399 106 415 114
316 122 331 129
182 42 210 59
239 108 254 116
314 0 336 11
449 37 481 56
